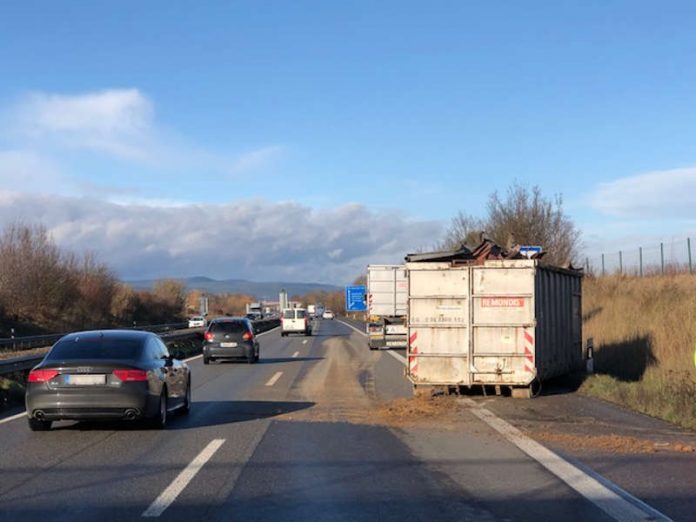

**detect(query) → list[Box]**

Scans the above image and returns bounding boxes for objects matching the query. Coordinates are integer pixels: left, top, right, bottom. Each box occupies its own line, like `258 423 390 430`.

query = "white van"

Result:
281 308 311 337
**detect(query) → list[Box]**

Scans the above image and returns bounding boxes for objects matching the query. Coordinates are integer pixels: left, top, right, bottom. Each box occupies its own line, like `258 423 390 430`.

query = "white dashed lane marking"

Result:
142 438 226 517
265 372 283 386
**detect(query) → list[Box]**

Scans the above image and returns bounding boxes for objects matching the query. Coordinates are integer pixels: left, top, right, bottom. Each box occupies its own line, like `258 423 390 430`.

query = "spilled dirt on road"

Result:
531 431 696 454
283 335 466 428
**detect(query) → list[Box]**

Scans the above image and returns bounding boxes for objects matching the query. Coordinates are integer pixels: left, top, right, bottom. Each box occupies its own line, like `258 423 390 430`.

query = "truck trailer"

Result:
405 258 582 397
366 265 408 350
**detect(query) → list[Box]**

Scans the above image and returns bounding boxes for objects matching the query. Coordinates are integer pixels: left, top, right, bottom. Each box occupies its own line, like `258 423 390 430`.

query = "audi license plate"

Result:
66 374 106 385
220 342 238 348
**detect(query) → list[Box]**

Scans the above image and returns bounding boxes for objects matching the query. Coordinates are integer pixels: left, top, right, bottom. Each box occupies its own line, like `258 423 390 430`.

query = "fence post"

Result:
639 247 643 277
660 242 664 274
585 257 590 273
619 250 623 274
601 253 605 276
689 238 693 274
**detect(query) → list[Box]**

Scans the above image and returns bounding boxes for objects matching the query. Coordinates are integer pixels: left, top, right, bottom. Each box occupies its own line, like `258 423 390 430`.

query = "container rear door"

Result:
368 265 407 317
407 263 470 385
471 262 536 385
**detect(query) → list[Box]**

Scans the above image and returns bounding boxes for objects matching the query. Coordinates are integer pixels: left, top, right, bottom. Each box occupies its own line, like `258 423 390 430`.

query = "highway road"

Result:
0 319 694 521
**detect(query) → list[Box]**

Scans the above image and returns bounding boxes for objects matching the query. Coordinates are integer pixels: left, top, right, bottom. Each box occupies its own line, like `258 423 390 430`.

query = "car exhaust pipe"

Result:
124 409 138 421
34 410 45 420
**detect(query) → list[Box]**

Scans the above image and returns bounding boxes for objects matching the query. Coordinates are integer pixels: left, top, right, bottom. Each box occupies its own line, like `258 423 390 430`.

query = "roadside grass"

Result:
580 274 696 431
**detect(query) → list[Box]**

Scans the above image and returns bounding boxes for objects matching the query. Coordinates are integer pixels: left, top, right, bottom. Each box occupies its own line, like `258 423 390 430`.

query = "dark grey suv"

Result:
203 318 259 365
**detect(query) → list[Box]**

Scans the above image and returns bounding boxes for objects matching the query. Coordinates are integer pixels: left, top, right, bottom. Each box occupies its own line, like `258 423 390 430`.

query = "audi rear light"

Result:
113 369 148 382
243 331 254 341
28 369 59 382
204 331 214 342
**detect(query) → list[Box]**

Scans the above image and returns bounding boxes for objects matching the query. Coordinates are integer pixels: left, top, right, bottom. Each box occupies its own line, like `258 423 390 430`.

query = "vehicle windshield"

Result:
283 310 295 319
296 310 306 319
210 321 246 333
46 337 144 360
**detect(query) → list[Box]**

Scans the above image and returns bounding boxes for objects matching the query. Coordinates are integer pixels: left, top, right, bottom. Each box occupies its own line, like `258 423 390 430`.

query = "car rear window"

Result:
296 310 306 319
210 321 247 333
283 310 295 319
46 338 144 360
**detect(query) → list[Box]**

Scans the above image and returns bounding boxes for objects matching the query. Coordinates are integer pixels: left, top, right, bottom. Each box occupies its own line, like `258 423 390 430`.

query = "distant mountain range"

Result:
124 276 342 299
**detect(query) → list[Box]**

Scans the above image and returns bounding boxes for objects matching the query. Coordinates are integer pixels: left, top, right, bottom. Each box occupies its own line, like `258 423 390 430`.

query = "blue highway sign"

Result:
345 285 367 312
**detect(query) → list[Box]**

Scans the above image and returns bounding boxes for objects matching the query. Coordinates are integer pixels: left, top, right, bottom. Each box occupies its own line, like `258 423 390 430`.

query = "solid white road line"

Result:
337 319 366 336
0 411 27 425
337 319 408 365
386 350 407 364
462 399 671 522
142 438 225 518
292 351 300 358
258 326 280 337
265 371 283 387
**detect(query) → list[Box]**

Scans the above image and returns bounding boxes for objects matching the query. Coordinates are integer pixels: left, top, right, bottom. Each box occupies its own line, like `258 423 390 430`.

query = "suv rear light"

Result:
243 331 254 341
204 331 214 342
28 369 59 382
113 369 148 382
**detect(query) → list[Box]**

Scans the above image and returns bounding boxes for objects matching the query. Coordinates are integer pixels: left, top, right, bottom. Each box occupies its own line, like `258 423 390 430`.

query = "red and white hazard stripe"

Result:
523 329 535 373
409 331 418 376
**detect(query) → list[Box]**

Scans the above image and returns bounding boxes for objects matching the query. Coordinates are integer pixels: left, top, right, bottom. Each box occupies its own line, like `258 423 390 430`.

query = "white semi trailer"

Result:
366 265 408 350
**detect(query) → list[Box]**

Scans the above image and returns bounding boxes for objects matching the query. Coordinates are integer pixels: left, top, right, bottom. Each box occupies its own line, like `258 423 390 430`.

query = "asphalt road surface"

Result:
0 319 694 521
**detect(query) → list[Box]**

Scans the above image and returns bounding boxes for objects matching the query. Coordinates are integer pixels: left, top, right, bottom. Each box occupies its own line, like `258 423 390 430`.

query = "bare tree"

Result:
486 183 580 265
440 183 581 265
438 212 486 250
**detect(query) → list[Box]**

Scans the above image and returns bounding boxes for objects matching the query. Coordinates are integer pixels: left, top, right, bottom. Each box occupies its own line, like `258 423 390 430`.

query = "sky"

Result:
1 1 695 284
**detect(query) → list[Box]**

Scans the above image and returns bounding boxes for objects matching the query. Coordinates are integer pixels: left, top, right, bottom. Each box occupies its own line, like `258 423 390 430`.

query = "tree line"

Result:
0 223 186 337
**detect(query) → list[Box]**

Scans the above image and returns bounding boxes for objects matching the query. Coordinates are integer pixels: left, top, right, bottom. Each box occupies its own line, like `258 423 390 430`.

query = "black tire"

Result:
28 417 52 431
181 378 191 415
149 390 167 429
203 356 210 365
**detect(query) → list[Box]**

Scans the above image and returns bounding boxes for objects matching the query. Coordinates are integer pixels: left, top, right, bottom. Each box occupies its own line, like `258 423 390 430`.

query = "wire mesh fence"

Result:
585 237 694 277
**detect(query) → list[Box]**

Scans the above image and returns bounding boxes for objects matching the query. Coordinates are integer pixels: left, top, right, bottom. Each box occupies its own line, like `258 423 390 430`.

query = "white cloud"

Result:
12 89 156 162
5 88 283 174
0 149 65 191
228 145 285 175
591 167 696 219
0 192 441 284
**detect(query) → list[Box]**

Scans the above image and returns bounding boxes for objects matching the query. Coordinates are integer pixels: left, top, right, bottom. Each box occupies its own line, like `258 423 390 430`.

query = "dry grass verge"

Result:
580 274 696 430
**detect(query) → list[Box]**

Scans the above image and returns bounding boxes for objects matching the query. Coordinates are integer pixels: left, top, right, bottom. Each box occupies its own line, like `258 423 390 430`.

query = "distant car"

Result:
25 330 191 431
188 316 206 328
322 310 335 320
203 317 259 365
281 308 311 336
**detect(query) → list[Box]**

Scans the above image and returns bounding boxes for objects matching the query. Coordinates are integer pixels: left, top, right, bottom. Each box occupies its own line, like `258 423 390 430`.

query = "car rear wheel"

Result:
149 390 167 429
203 356 210 365
28 417 52 431
181 378 191 415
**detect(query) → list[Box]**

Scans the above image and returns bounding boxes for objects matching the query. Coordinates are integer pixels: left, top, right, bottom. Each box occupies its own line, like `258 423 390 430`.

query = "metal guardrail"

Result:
0 319 280 376
0 322 187 352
